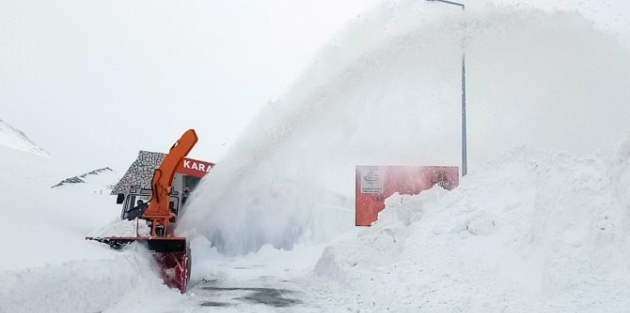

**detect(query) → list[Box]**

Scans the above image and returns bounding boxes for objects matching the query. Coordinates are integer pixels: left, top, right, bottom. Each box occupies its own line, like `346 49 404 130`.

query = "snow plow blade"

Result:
86 236 191 293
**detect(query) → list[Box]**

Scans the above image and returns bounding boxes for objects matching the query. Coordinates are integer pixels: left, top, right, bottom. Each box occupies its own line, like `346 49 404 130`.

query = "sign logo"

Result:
177 158 215 178
182 160 212 173
360 167 385 193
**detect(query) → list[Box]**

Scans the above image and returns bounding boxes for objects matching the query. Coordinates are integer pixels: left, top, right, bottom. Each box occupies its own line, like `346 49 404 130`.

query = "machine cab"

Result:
117 187 182 221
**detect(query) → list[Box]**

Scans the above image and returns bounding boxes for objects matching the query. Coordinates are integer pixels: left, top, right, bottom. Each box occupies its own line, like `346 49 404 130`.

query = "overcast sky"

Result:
0 0 382 172
4 0 629 174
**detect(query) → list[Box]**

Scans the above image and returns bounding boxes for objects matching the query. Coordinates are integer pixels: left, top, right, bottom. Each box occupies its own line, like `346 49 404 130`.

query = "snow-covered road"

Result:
186 273 319 312
127 242 328 313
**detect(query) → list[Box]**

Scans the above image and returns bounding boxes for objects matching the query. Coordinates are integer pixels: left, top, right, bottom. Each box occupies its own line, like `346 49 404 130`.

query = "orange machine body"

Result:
143 129 198 236
87 129 199 293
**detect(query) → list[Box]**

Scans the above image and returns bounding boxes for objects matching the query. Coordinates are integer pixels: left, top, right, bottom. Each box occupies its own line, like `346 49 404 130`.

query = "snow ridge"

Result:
51 167 114 188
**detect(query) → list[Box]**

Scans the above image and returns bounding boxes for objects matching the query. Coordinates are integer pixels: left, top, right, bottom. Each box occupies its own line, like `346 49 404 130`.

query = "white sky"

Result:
5 0 628 174
0 0 382 171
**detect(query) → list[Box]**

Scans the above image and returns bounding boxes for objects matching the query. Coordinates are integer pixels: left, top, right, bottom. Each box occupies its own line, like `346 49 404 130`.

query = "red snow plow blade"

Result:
86 236 191 293
152 238 191 293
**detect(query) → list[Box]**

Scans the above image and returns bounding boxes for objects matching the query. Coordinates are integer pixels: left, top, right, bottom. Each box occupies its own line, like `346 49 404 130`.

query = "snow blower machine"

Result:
86 129 198 293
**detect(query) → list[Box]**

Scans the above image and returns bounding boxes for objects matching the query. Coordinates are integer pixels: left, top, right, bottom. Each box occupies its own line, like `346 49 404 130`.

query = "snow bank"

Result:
308 139 630 312
0 245 180 313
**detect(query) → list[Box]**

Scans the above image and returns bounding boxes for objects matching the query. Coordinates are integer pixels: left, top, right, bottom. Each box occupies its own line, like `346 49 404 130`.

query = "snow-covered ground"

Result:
3 0 630 312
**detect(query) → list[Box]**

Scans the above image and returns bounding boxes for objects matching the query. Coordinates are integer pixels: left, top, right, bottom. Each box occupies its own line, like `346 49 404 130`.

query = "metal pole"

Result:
461 53 467 176
425 0 467 176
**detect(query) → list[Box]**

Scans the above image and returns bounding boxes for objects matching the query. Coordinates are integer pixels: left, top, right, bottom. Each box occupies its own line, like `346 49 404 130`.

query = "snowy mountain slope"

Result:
307 137 630 312
0 119 49 156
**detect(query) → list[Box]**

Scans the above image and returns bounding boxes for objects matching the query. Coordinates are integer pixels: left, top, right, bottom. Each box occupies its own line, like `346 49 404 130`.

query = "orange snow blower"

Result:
87 129 198 293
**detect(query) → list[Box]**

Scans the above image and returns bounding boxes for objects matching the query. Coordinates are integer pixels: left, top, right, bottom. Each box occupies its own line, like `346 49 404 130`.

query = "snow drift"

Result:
308 138 630 312
179 1 630 255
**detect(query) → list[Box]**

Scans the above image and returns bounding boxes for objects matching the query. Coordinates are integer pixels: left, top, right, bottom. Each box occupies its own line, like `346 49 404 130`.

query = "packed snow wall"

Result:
178 0 630 255
309 140 630 312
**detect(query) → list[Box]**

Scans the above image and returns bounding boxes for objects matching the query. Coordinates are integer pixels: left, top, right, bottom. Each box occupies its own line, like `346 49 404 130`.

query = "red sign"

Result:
355 166 459 226
176 158 215 178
